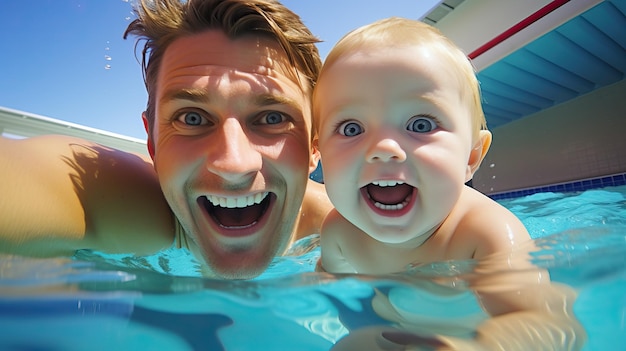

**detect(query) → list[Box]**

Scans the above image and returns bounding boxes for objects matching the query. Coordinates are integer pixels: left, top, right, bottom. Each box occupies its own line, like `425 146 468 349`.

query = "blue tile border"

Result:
488 173 626 200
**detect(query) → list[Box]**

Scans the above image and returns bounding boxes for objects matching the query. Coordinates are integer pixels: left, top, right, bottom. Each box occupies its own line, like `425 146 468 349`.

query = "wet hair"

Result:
124 0 321 136
314 17 486 140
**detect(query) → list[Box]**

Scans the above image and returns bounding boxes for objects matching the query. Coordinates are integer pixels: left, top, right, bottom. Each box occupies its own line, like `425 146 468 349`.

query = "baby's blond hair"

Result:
314 17 486 140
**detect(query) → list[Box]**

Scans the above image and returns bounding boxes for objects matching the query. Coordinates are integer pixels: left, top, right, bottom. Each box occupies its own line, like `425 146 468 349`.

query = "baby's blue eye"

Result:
182 111 204 126
263 111 285 125
338 121 363 137
407 116 437 133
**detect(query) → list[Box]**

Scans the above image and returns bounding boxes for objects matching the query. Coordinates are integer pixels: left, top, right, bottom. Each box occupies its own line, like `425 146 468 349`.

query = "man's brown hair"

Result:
124 0 321 136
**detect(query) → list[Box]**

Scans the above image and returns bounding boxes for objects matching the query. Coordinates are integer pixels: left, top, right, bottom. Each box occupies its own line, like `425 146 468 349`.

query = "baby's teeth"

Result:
374 202 405 210
372 180 405 187
208 192 268 208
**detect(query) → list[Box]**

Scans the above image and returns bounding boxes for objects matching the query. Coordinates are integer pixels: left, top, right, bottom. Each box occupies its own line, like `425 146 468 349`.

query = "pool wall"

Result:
487 172 626 200
474 79 626 197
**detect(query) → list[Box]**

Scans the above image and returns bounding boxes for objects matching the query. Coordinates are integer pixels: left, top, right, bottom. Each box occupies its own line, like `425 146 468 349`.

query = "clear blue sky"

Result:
0 0 440 139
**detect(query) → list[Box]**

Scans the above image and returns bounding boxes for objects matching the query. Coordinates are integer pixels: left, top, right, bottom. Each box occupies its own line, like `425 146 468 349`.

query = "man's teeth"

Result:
372 180 404 187
207 192 268 208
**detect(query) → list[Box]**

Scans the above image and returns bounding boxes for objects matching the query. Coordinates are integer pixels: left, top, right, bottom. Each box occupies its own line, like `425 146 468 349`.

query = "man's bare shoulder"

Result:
295 179 333 239
0 135 174 256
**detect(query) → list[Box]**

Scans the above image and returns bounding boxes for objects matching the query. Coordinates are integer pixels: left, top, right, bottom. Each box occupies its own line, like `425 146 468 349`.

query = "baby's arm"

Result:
436 281 584 351
319 209 357 273
446 189 585 349
448 188 546 313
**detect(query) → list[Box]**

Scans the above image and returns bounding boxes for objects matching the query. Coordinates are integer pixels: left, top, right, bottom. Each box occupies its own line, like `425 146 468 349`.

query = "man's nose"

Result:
206 118 262 181
365 137 407 163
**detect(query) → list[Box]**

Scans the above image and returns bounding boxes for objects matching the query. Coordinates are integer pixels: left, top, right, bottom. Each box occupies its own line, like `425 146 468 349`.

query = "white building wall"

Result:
0 106 148 156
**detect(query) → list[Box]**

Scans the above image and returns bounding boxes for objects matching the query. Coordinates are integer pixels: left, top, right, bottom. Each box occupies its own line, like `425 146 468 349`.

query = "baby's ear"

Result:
465 130 492 182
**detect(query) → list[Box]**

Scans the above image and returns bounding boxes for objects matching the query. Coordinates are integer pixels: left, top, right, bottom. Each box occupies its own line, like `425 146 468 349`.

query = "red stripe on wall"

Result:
468 0 570 59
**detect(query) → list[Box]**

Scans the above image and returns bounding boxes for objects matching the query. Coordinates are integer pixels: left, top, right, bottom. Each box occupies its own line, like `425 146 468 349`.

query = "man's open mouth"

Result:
361 180 415 212
198 192 272 229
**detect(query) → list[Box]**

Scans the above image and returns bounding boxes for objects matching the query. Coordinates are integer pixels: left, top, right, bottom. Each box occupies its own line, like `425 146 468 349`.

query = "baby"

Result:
313 17 585 350
314 17 530 275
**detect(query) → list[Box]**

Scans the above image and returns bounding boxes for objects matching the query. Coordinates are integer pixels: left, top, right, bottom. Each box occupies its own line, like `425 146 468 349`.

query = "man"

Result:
0 0 332 279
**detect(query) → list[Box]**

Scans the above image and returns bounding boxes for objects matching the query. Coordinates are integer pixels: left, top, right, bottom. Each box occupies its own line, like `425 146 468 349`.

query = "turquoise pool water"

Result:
1 185 625 350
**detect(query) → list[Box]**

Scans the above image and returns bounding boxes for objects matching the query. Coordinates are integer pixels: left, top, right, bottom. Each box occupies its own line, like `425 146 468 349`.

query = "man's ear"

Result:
142 112 155 160
309 137 321 175
465 130 492 182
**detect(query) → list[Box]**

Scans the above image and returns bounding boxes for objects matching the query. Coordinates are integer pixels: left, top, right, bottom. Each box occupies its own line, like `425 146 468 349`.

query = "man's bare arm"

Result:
0 135 174 256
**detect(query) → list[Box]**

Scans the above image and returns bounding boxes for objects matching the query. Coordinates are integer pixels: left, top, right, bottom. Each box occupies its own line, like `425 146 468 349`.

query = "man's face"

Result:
149 30 315 278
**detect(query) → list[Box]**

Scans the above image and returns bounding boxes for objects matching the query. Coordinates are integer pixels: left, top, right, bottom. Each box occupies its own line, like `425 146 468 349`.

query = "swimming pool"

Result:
1 185 625 350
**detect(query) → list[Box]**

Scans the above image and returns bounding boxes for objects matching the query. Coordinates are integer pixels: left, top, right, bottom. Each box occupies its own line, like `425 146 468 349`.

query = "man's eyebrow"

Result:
160 89 302 111
255 94 301 110
161 88 210 104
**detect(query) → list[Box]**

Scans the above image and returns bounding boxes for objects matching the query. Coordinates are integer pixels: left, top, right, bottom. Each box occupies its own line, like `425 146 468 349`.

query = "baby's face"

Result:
316 45 476 245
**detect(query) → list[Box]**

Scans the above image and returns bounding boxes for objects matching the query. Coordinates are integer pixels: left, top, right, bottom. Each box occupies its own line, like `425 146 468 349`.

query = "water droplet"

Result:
104 55 112 61
489 163 495 168
104 64 111 70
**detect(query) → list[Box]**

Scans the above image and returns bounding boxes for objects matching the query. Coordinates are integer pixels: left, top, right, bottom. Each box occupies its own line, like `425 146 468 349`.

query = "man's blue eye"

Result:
182 111 204 126
338 121 363 136
264 111 284 125
407 116 437 133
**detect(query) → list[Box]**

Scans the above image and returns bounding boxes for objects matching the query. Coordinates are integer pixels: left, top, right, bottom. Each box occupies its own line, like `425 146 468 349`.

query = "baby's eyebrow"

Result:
321 100 360 119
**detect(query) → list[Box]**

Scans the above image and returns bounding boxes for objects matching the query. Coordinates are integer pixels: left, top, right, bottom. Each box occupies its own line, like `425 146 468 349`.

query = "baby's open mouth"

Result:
199 192 271 229
362 181 414 211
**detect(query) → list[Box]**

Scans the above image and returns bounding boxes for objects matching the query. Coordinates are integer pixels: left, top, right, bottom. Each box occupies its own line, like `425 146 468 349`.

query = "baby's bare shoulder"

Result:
450 187 530 257
320 209 356 244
